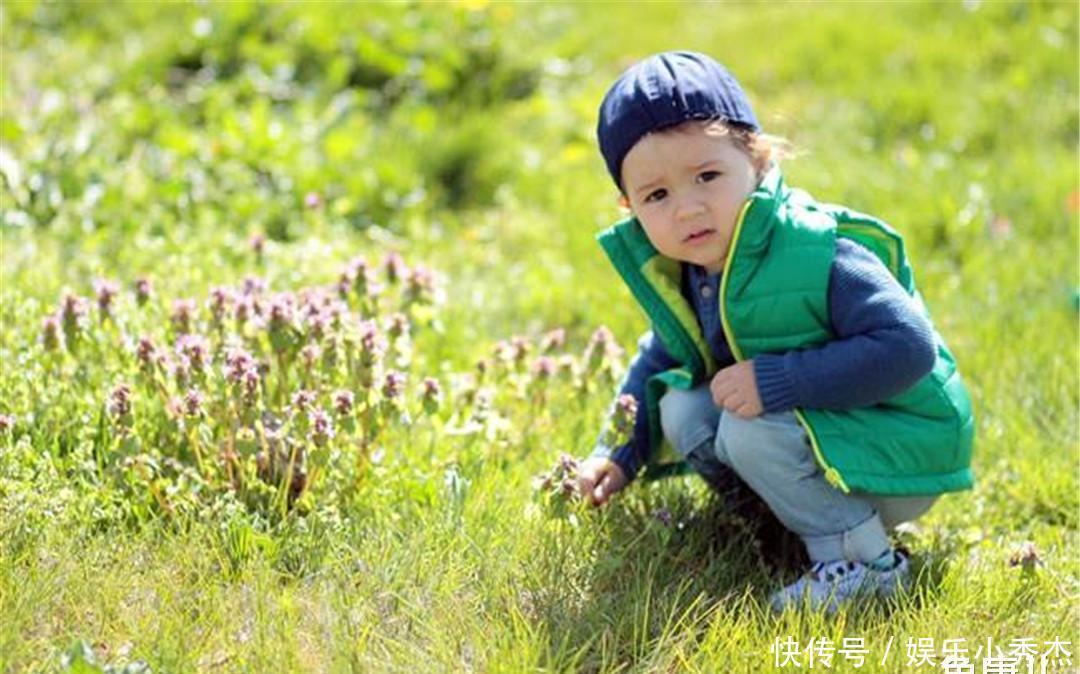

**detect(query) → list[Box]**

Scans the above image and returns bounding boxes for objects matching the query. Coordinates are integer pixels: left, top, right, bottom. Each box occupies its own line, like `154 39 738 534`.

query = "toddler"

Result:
576 51 974 612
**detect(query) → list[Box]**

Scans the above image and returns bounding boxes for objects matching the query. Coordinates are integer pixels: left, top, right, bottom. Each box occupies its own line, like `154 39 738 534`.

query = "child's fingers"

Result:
710 372 734 405
731 401 755 418
717 389 744 413
576 473 596 500
593 472 613 505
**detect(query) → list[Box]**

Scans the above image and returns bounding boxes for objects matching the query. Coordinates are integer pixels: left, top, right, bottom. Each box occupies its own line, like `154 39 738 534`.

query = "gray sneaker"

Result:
769 552 910 613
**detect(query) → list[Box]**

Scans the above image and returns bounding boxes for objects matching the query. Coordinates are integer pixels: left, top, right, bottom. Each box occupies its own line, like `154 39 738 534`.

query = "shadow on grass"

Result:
525 479 963 670
519 479 815 670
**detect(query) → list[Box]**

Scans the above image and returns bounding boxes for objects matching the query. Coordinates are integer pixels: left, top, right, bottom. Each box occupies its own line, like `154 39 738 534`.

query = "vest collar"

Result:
731 165 789 261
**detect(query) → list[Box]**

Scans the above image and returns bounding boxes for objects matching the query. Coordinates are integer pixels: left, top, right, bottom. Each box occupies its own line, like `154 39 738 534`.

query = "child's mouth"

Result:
684 229 715 244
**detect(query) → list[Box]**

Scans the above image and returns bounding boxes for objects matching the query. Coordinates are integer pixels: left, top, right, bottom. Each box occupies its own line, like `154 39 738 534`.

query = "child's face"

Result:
620 124 762 274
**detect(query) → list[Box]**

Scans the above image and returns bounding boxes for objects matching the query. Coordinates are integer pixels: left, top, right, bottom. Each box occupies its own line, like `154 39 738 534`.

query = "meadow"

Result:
0 2 1077 672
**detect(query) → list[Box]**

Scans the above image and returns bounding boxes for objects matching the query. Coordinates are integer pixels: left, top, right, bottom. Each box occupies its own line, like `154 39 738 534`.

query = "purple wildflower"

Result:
59 293 88 346
346 257 370 288
304 191 322 209
345 257 379 307
176 334 210 373
603 394 639 447
41 314 63 351
540 328 566 353
223 346 261 408
241 276 267 297
532 356 557 380
404 265 438 305
320 334 342 372
268 294 295 327
653 508 673 527
224 347 256 382
420 377 442 415
299 287 331 316
208 286 233 326
171 355 191 388
249 233 266 257
421 377 442 400
326 301 347 330
357 320 386 365
291 389 317 413
382 371 406 401
309 408 334 447
336 270 354 299
534 451 582 500
332 389 355 416
347 257 370 278
510 336 531 367
134 277 153 307
93 278 119 318
584 326 622 371
166 395 184 419
475 358 492 381
531 472 554 491
306 312 330 342
241 368 260 405
183 389 204 417
170 298 197 335
136 336 157 370
613 394 638 436
267 293 298 354
1009 541 1042 570
614 394 638 419
383 252 408 285
299 342 321 369
106 383 132 419
233 295 254 324
386 313 410 340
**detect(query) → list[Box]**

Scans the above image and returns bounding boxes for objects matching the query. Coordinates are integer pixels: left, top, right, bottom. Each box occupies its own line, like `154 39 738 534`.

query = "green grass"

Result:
1 2 1078 672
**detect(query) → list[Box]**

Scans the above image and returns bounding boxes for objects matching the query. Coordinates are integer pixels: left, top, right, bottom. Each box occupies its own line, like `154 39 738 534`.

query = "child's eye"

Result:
644 188 667 203
698 170 722 183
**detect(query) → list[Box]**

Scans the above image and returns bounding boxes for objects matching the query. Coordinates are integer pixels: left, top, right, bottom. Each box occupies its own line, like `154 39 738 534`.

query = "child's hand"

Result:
710 360 764 419
575 456 628 507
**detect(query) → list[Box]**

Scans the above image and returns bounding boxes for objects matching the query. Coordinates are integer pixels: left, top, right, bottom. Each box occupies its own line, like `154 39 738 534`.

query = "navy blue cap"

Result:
597 51 760 190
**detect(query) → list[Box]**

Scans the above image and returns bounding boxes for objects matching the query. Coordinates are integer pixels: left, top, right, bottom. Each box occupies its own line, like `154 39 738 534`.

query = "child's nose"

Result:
675 197 707 222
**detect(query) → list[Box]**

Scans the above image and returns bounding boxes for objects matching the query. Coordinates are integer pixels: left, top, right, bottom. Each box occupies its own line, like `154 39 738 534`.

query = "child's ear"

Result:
753 151 772 178
617 193 631 211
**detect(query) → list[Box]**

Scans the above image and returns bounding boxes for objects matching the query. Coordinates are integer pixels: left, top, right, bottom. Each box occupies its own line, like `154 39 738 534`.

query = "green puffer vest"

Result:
597 168 975 496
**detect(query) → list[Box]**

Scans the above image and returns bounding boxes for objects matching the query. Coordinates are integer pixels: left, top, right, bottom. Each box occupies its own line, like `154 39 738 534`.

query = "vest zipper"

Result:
717 200 851 494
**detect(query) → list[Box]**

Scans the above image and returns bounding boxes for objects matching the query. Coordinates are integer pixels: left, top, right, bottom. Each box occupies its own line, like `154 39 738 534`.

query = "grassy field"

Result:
1 2 1078 672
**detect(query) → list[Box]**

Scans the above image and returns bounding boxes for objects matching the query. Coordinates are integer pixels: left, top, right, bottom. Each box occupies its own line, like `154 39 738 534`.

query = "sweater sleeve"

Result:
753 238 937 412
590 330 678 482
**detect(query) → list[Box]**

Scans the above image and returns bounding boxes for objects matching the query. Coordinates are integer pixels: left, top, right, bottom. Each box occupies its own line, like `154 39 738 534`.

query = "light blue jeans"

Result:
660 385 938 563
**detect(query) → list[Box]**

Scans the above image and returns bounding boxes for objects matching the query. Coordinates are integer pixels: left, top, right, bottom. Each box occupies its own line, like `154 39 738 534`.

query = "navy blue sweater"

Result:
593 238 937 481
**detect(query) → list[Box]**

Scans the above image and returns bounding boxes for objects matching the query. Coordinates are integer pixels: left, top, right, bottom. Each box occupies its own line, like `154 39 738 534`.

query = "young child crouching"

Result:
576 51 974 613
